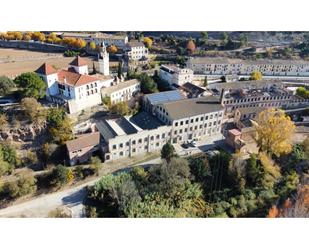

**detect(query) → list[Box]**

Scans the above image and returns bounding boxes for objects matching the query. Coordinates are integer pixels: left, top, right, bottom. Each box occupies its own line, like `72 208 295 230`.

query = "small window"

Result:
132 140 136 145
156 135 160 139
119 143 123 148
113 145 117 149
185 120 189 124
138 139 142 144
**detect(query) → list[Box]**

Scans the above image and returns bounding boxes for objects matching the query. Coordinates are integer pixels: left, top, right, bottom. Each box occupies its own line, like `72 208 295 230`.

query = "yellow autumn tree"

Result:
66 168 74 184
89 41 96 50
143 37 153 48
107 44 118 54
74 38 87 49
253 108 295 157
250 70 263 81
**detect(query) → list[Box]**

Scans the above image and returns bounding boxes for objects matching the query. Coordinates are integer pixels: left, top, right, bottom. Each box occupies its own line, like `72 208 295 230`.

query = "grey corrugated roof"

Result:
95 120 117 141
181 82 206 95
160 96 224 120
145 90 185 105
129 111 164 130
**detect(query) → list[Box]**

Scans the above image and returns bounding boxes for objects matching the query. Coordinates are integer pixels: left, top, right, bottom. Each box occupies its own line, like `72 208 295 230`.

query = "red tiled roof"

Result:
35 63 57 75
69 56 88 67
57 69 97 87
66 132 100 152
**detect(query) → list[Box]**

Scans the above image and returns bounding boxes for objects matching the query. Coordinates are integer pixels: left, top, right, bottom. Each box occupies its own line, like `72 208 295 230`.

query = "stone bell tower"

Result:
98 43 109 76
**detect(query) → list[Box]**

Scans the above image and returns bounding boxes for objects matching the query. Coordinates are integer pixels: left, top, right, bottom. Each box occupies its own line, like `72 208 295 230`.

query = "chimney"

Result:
64 77 67 84
219 88 225 105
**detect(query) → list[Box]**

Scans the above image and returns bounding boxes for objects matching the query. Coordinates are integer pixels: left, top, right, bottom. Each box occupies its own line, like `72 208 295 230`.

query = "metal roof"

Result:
145 90 185 105
160 96 224 120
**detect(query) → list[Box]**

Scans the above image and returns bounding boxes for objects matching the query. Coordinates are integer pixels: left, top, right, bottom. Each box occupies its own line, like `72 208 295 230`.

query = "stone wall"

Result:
0 40 67 52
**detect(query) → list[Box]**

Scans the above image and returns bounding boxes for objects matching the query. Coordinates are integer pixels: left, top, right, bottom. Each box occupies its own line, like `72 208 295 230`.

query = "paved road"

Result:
0 157 162 218
0 136 224 218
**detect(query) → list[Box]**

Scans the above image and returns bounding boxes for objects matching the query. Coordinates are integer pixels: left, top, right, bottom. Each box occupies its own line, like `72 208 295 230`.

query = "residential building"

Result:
124 41 148 61
143 90 186 113
66 132 101 165
35 56 113 113
186 57 309 77
159 64 194 86
101 79 141 105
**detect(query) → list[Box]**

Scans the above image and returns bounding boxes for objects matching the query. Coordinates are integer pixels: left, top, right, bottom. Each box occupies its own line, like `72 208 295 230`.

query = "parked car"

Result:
190 140 197 147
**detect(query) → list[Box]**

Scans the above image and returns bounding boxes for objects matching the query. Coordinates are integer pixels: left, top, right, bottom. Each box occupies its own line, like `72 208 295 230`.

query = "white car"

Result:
190 141 197 147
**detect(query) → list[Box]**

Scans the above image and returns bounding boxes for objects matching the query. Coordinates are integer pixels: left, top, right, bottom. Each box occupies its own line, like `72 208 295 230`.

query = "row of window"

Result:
113 142 162 156
224 95 290 104
112 133 168 150
174 113 222 126
173 121 221 135
86 82 97 90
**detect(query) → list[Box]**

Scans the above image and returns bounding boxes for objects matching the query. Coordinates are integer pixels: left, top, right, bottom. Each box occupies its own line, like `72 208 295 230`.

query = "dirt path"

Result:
0 154 161 218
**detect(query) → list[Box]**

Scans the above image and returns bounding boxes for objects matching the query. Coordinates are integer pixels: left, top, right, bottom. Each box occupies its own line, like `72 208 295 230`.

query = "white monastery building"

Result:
36 55 113 113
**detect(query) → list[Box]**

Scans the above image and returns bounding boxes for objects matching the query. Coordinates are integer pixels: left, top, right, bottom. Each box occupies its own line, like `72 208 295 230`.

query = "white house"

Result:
101 79 141 105
159 64 194 86
124 41 148 61
36 56 113 113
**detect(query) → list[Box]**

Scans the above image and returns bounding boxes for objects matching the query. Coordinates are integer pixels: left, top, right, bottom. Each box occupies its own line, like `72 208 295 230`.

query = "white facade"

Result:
159 65 194 86
36 58 113 114
154 105 224 143
125 41 149 61
45 73 59 97
71 65 88 75
99 97 225 161
101 79 141 105
98 44 109 76
105 124 171 161
186 57 309 77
